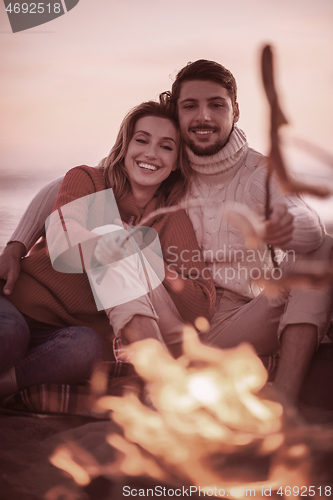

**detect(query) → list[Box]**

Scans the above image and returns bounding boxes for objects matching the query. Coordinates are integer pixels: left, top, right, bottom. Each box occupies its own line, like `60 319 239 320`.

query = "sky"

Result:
0 0 333 221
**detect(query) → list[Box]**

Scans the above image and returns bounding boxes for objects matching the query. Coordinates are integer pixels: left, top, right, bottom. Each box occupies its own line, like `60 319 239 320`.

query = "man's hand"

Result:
263 202 294 246
0 242 26 295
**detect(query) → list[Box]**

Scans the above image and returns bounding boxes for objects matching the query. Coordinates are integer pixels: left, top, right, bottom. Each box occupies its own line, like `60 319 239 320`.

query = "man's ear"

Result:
233 102 240 123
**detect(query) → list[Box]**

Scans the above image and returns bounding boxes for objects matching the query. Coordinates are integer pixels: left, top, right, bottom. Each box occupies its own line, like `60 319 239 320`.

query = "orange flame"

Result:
49 328 333 497
96 328 298 496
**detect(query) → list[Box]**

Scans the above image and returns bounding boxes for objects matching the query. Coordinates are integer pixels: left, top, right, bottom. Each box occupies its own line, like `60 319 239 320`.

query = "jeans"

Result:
0 295 106 390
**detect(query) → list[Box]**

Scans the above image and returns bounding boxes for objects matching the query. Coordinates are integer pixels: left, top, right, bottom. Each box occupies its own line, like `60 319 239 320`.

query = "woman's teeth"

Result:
138 162 158 171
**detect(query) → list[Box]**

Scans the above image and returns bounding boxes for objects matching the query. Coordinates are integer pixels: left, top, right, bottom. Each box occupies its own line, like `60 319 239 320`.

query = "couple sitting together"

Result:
0 59 332 406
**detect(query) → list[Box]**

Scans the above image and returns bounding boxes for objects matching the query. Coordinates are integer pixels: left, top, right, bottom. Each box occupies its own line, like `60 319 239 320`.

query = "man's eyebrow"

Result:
208 96 227 102
179 96 227 104
134 130 176 144
179 98 197 104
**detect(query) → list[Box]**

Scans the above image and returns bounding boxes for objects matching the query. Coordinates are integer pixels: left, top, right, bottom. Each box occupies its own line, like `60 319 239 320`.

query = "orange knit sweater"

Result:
7 166 216 343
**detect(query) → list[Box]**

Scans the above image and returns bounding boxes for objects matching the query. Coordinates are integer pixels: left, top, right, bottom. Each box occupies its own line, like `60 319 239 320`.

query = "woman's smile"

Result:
136 161 160 172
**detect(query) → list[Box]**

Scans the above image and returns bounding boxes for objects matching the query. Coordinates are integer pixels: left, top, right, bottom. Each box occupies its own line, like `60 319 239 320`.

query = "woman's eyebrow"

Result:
134 130 177 144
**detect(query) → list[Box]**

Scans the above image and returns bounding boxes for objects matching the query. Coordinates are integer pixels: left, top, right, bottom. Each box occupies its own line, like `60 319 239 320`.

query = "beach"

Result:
0 170 64 252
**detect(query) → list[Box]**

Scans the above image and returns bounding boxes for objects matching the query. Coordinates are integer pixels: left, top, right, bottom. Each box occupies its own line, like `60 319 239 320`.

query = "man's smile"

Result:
192 130 215 135
190 128 217 140
189 126 217 137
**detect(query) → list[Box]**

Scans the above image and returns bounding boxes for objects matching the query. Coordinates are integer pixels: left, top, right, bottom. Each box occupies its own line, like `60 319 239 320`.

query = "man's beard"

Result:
186 138 226 157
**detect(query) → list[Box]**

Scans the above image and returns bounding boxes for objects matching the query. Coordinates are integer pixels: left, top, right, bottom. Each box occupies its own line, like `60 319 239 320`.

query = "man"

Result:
168 60 332 404
1 60 332 404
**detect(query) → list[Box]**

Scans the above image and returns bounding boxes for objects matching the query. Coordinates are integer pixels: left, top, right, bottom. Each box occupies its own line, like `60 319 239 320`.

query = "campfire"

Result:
49 326 333 498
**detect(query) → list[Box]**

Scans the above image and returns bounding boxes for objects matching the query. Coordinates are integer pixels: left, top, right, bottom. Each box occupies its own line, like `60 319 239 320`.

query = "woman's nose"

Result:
144 143 157 158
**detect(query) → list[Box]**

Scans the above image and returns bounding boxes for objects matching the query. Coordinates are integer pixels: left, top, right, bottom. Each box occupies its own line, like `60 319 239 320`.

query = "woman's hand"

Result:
0 242 26 295
93 231 127 266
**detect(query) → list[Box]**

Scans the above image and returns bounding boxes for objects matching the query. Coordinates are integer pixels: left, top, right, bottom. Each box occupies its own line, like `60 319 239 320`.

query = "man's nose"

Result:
196 105 211 122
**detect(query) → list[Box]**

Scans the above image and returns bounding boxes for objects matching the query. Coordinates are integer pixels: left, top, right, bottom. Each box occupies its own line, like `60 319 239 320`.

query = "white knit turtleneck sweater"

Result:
183 126 325 299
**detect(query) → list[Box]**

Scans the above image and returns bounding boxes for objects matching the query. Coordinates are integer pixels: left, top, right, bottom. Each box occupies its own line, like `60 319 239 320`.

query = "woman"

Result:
0 95 215 397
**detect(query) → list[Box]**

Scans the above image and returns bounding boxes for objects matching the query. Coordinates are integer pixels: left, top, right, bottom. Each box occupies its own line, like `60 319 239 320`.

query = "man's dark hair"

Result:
170 59 238 107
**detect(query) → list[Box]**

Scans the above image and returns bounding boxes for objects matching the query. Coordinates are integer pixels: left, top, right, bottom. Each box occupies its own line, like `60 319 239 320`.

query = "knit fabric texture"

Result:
184 127 325 299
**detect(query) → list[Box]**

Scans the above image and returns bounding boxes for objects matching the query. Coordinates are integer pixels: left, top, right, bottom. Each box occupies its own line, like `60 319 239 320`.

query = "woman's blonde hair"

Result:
97 94 190 208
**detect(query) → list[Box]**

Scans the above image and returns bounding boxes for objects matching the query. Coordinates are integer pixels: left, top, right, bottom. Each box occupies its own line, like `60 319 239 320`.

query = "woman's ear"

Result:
172 163 178 171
